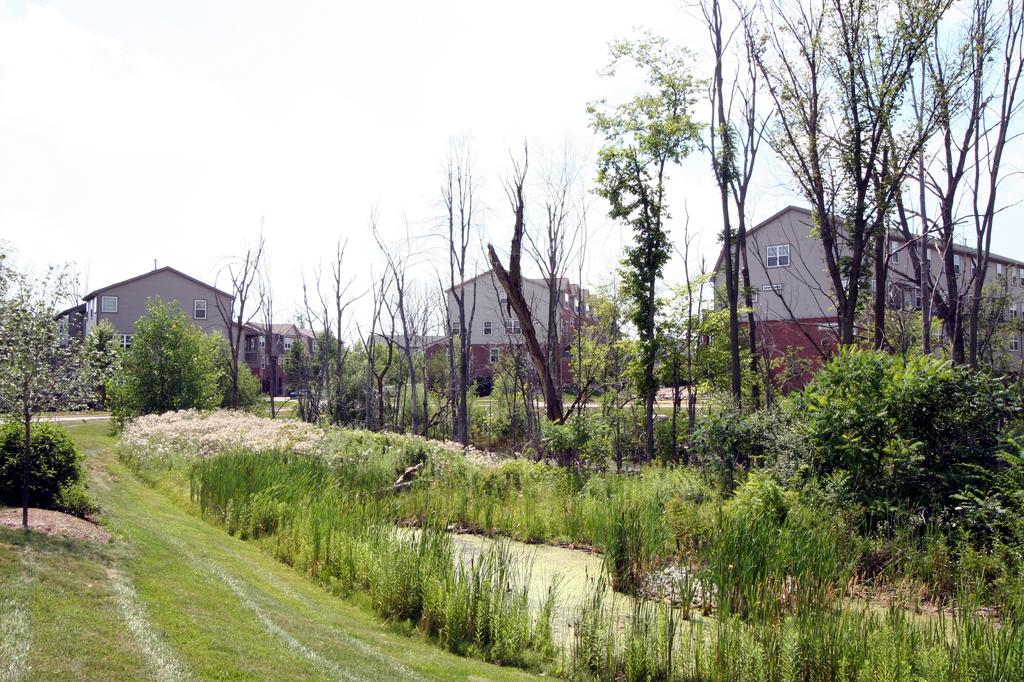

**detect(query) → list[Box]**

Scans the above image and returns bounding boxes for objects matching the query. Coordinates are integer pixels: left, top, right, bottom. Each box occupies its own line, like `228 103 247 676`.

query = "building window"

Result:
954 255 961 276
766 244 790 268
283 338 293 351
997 263 1005 278
1012 336 1020 352
101 296 118 313
1011 304 1019 319
489 347 500 364
498 295 510 313
505 318 521 335
914 290 922 310
483 320 492 335
259 335 266 347
761 283 783 292
119 334 133 350
890 242 900 264
193 299 207 320
452 319 461 335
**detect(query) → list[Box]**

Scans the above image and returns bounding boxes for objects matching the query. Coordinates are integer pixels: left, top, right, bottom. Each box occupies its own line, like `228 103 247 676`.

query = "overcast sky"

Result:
1 0 1021 332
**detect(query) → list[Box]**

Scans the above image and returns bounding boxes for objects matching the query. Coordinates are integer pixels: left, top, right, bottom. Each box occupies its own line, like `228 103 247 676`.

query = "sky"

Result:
1 0 1021 333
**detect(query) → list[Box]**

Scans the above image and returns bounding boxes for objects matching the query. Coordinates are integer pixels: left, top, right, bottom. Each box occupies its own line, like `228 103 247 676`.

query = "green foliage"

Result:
795 348 1021 526
540 413 609 464
691 406 808 485
83 319 121 409
588 32 702 455
56 479 101 518
0 421 84 510
183 448 556 669
216 339 262 411
109 298 222 424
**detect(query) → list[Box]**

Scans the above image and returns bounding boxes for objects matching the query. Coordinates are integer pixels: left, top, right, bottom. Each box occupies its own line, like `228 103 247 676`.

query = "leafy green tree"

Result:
109 299 222 424
588 33 702 460
0 265 91 527
83 318 121 409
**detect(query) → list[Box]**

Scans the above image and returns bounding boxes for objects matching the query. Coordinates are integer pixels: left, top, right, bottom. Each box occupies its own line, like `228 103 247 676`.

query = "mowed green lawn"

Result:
0 422 539 681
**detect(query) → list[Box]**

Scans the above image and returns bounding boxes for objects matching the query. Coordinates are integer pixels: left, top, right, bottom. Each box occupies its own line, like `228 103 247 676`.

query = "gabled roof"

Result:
83 266 232 301
713 205 812 274
56 302 86 319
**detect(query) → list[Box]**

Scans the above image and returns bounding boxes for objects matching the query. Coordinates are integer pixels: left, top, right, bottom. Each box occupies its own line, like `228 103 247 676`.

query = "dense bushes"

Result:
0 421 96 516
797 349 1022 530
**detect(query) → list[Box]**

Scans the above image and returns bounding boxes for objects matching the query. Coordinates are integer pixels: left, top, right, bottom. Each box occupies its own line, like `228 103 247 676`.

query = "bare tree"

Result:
524 144 587 404
755 0 944 345
257 256 276 417
441 141 479 446
967 0 1024 367
703 0 743 405
487 147 566 425
216 231 265 408
328 238 356 423
374 212 421 435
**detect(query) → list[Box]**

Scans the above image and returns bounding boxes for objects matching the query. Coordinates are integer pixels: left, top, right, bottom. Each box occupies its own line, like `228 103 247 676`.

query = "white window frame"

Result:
119 334 133 349
483 320 492 335
193 298 207 320
101 295 118 313
504 318 521 335
766 244 790 268
283 337 293 351
1011 336 1020 352
890 242 900 264
489 347 500 364
954 255 961 276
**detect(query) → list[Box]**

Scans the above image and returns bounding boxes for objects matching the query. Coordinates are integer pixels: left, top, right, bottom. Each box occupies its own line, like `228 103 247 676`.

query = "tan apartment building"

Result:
58 266 320 395
715 206 1024 383
59 266 234 350
439 269 591 388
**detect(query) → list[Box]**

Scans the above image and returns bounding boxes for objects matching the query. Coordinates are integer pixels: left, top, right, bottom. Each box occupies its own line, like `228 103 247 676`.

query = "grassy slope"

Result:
0 422 538 682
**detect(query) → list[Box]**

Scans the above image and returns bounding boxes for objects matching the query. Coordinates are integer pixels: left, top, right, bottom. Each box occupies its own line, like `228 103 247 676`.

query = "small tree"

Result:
83 319 121 409
109 299 222 423
0 267 91 528
588 33 702 460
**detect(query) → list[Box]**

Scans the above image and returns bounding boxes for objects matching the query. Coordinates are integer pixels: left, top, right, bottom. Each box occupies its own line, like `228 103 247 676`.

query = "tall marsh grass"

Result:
187 449 555 668
120 411 1024 679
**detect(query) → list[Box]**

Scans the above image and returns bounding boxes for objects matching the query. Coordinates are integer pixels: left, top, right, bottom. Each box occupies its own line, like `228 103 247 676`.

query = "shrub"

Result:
795 348 1021 527
0 421 84 510
690 405 808 486
56 480 101 518
109 298 223 426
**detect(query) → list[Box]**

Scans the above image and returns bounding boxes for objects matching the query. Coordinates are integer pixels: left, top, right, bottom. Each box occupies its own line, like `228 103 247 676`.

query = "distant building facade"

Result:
714 206 1024 386
439 269 591 388
57 266 317 395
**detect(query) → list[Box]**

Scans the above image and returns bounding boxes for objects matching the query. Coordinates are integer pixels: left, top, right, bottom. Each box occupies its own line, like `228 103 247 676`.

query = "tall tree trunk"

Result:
22 403 31 529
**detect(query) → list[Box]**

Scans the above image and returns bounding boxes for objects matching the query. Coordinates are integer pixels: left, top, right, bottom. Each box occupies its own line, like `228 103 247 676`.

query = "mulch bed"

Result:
0 507 111 543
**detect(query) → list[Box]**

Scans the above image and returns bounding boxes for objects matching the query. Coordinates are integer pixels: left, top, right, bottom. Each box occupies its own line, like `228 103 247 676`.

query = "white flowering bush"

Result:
119 409 326 467
119 409 508 472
